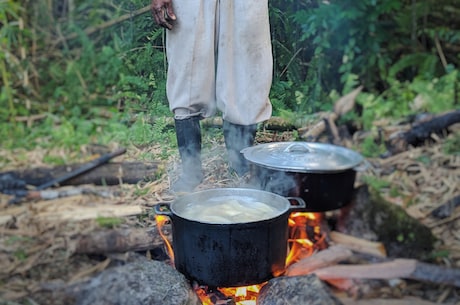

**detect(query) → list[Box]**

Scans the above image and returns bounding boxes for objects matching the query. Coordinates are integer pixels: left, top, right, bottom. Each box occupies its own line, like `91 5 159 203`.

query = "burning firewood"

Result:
285 245 353 277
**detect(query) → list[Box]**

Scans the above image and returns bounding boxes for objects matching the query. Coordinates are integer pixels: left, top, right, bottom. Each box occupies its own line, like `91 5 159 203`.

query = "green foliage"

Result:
270 0 459 122
0 0 459 152
357 70 459 130
443 133 460 155
360 136 387 158
96 217 123 229
0 0 29 120
361 175 391 192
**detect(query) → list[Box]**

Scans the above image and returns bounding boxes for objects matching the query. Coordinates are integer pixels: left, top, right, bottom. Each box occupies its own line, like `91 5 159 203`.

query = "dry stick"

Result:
54 5 151 45
299 86 363 140
313 259 460 288
434 35 448 69
329 231 387 258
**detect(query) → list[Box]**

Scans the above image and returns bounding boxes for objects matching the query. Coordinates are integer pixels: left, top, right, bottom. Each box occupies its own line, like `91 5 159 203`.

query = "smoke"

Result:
247 165 298 198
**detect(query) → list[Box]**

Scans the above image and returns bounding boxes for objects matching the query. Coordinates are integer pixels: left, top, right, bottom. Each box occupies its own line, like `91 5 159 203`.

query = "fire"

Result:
154 215 175 263
156 211 324 305
195 284 261 305
286 212 324 265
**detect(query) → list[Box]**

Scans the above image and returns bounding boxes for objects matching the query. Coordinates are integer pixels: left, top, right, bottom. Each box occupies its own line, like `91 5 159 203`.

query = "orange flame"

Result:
196 284 262 305
285 212 322 266
156 211 324 305
155 215 175 263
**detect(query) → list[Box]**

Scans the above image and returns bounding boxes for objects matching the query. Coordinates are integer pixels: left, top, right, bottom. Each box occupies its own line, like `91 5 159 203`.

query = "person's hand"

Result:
151 0 176 30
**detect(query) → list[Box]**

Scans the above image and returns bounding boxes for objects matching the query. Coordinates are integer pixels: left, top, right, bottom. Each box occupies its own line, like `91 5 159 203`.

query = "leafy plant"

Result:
443 133 460 155
360 136 387 158
361 175 391 192
96 217 123 229
1 0 459 153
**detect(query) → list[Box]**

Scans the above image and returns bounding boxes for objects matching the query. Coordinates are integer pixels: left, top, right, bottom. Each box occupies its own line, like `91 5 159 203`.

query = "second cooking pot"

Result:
242 142 366 212
155 188 305 287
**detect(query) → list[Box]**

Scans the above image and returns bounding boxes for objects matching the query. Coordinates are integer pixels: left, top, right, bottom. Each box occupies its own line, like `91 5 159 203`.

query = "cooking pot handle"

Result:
283 142 314 153
354 159 371 172
154 203 173 217
286 197 306 210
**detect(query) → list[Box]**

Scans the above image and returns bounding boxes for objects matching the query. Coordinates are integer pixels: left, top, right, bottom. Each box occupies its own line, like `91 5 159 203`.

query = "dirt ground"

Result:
0 126 459 304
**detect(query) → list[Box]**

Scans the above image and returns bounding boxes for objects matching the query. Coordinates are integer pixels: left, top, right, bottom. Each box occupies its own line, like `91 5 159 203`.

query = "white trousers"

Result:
166 0 273 125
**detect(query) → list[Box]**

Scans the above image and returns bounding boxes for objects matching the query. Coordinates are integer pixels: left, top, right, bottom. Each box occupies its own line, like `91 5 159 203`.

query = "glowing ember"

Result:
155 211 324 305
195 284 262 305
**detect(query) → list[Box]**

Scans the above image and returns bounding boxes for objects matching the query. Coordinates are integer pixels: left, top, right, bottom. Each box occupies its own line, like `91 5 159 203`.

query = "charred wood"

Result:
0 161 159 189
430 194 460 219
386 109 460 155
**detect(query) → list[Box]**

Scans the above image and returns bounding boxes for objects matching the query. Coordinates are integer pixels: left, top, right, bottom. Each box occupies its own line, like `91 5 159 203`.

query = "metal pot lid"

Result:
241 142 364 173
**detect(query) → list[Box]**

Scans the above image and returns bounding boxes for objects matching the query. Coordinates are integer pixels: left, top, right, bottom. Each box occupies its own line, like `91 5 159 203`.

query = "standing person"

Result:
151 1 273 192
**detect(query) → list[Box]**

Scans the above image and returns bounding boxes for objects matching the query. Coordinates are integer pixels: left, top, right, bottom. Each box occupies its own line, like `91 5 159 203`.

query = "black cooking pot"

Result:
241 142 367 212
154 188 305 287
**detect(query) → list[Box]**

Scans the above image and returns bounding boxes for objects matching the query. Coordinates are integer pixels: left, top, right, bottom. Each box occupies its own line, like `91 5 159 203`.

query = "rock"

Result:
71 259 200 305
257 274 343 305
336 185 437 259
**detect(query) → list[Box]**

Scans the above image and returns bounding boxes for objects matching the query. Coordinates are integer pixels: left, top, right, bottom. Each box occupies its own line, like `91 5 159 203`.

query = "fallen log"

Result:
313 259 460 288
74 226 170 254
13 186 120 202
386 109 460 155
0 161 160 188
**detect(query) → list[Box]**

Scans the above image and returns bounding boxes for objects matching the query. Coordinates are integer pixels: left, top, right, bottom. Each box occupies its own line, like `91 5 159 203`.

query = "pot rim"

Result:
242 142 365 173
167 188 303 225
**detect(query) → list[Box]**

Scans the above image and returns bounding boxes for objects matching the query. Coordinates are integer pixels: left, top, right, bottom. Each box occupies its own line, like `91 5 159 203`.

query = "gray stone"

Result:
257 274 343 305
73 260 201 305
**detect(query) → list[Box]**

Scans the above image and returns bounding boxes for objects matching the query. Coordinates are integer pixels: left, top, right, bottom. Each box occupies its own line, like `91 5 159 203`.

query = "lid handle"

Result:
283 142 314 154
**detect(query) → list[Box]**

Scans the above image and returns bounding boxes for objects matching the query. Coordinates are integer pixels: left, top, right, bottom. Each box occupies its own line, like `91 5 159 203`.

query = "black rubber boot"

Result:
172 117 203 192
223 120 257 176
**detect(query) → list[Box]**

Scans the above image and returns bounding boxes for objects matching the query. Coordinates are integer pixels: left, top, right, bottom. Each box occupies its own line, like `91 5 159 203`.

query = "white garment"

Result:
166 0 273 125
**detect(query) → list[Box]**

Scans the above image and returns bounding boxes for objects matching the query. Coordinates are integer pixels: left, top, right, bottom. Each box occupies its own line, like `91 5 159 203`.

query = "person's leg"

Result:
166 0 219 118
223 121 257 176
172 116 203 192
165 0 219 191
216 1 273 175
215 0 273 125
